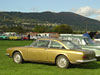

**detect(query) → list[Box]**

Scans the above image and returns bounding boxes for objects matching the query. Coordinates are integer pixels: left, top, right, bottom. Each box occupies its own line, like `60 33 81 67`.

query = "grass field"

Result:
0 40 100 75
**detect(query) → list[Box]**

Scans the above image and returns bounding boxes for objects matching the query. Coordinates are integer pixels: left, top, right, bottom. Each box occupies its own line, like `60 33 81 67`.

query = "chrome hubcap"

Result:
14 54 21 63
58 58 67 68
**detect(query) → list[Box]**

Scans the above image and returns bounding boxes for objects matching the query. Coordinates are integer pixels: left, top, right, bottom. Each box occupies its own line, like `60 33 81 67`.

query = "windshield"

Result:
62 40 81 50
84 38 95 45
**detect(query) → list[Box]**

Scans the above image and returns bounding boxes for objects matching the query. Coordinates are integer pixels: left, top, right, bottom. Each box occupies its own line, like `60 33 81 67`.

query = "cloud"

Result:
72 6 95 16
71 6 100 21
95 15 100 20
96 9 100 15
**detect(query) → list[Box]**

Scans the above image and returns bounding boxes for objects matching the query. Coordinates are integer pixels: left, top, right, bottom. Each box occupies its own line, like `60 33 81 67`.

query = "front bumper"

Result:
6 53 10 56
6 53 12 57
76 58 97 63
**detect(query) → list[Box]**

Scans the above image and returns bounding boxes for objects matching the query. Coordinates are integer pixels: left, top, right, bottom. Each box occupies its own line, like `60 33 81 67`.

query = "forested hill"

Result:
0 11 100 31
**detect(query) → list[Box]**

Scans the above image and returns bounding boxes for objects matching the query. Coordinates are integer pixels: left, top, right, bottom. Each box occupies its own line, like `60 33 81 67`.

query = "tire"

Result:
13 52 24 64
56 55 69 68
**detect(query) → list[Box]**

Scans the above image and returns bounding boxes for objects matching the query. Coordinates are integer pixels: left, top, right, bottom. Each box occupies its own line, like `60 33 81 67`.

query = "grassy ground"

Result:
0 40 100 75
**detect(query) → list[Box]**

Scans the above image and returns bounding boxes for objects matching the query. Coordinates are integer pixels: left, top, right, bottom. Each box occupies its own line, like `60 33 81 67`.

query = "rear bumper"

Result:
76 58 96 63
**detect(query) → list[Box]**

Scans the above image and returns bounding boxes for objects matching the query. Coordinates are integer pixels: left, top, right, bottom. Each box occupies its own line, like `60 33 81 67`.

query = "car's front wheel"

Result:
13 52 24 64
56 55 69 68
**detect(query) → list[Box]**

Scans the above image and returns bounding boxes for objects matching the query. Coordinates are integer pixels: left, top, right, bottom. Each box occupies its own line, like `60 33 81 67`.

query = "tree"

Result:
53 24 73 33
0 26 8 32
33 25 50 33
7 26 29 33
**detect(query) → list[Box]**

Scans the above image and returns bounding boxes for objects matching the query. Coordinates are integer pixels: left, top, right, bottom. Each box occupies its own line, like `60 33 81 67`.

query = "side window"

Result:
30 41 38 47
77 39 81 45
50 41 63 49
37 40 49 48
71 38 80 45
81 39 86 45
33 41 38 46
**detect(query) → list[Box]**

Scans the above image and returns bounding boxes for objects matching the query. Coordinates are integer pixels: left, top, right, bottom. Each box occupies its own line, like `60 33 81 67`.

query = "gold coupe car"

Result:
6 38 96 68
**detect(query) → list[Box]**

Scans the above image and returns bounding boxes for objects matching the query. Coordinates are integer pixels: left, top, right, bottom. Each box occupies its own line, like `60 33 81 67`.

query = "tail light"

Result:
83 55 87 59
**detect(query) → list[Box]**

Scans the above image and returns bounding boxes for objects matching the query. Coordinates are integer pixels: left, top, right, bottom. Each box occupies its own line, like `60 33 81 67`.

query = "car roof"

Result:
37 38 73 43
37 38 61 41
60 35 88 39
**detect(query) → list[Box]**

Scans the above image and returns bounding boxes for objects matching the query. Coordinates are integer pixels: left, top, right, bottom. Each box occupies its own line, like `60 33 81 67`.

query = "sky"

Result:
0 0 100 20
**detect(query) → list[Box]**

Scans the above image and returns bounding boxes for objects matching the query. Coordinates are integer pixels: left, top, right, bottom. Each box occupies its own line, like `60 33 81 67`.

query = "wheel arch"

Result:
12 50 23 58
55 54 70 64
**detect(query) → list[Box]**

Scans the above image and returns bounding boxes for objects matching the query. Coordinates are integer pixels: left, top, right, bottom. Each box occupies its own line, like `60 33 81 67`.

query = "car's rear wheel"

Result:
13 52 24 64
56 55 69 68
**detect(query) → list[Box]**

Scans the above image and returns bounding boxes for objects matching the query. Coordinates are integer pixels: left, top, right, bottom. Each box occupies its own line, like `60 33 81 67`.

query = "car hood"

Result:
0 36 8 37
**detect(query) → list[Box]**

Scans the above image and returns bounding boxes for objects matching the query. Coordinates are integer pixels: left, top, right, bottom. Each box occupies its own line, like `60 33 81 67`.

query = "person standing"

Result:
28 34 30 40
83 32 91 38
89 31 98 39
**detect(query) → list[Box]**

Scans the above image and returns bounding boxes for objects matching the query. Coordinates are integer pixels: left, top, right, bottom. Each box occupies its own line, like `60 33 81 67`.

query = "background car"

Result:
21 35 28 40
6 38 96 68
59 35 100 58
0 34 8 40
30 36 38 40
9 34 21 40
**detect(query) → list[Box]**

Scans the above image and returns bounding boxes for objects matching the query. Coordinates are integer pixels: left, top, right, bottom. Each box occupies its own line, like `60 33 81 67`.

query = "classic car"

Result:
59 35 100 58
21 35 28 40
30 36 38 40
6 38 96 68
9 34 21 40
0 34 8 40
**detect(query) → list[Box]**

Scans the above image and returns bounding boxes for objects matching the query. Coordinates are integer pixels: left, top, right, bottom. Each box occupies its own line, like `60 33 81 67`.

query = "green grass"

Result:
0 40 100 75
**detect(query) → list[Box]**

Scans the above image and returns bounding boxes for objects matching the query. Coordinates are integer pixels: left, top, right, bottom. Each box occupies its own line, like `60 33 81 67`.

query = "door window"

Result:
37 40 49 48
50 41 63 49
30 41 38 47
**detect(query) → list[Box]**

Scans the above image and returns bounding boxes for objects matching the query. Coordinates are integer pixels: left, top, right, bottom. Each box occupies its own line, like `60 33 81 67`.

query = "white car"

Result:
59 35 100 58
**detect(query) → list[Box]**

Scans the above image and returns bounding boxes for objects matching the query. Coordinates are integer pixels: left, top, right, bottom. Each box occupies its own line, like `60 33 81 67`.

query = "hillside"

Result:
0 11 100 31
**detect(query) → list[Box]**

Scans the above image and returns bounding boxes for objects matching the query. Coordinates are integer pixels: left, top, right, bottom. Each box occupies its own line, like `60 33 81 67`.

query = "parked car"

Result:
0 34 8 40
6 38 96 68
59 35 100 58
30 36 38 40
9 34 21 40
21 35 28 40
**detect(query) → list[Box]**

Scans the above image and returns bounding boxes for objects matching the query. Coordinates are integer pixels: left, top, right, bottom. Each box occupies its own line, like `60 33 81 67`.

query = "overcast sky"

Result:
0 0 100 21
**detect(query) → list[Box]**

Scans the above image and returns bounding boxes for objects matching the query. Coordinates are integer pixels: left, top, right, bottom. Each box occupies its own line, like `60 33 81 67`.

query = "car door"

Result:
27 40 50 62
46 40 65 62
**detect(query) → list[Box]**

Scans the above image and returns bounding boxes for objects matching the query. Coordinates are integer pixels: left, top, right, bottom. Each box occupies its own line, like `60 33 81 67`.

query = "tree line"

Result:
0 24 73 34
